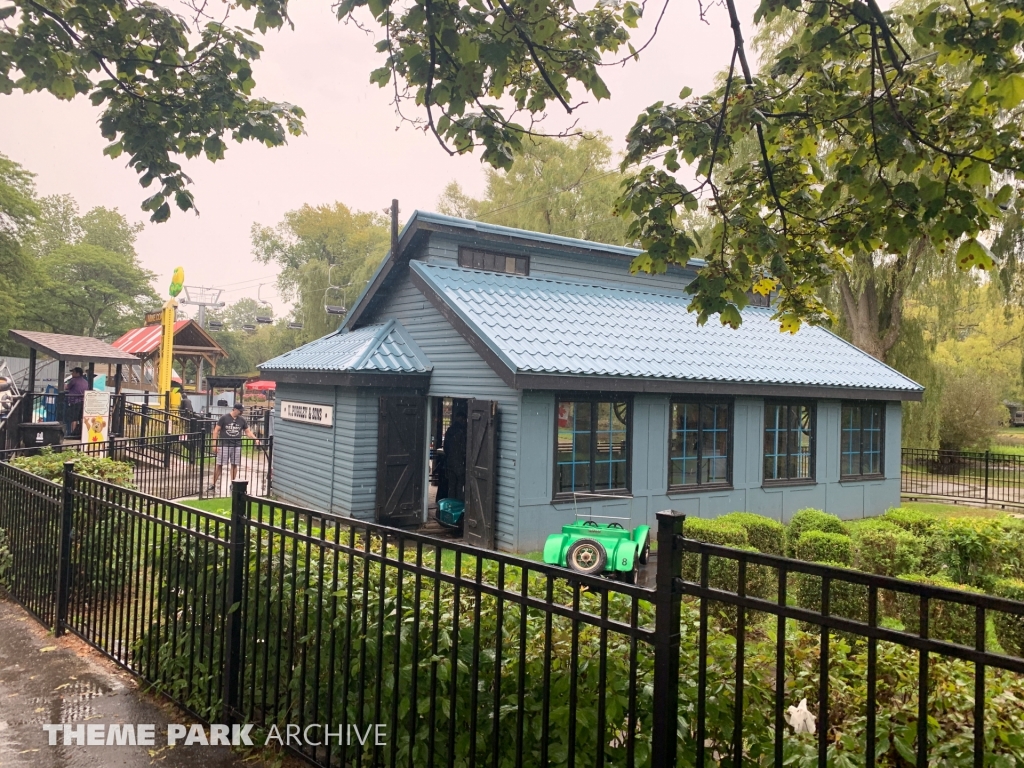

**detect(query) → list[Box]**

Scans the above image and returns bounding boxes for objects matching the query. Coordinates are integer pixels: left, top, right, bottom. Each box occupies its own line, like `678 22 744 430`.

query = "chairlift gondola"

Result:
207 320 223 331
256 284 274 324
324 265 351 318
242 323 256 332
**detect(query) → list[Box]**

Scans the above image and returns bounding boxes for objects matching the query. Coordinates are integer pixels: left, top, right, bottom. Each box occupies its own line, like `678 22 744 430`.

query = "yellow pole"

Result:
158 297 177 396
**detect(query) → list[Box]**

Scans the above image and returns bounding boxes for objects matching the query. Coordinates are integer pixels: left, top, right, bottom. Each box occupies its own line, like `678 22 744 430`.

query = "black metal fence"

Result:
1 464 1023 767
902 447 1024 508
0 434 272 500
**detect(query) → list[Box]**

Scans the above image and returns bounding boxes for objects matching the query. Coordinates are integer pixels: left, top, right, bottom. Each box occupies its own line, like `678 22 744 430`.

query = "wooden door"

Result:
375 396 426 526
464 399 497 549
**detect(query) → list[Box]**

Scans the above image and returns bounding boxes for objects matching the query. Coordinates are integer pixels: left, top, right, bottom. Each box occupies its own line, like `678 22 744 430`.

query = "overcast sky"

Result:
0 0 758 316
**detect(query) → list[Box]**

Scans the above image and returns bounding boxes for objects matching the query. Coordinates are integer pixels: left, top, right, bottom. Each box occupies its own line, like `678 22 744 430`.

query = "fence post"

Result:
107 435 115 461
55 461 75 637
198 433 207 499
652 510 686 767
985 451 990 506
265 437 273 494
221 479 248 724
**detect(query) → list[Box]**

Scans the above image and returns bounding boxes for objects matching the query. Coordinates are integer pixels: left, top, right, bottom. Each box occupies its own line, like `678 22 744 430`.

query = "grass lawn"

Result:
185 497 231 515
895 500 1011 519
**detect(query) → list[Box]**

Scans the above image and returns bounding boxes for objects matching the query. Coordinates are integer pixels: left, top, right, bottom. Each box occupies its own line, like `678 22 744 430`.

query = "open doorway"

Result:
428 397 468 531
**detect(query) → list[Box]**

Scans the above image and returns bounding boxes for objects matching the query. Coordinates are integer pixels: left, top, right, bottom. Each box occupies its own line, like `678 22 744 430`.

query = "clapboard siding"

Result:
350 389 379 519
420 233 698 293
272 384 338 512
365 273 521 550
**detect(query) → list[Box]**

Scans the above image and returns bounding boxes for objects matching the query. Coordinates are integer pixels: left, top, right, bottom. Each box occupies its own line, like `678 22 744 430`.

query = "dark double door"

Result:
375 396 497 549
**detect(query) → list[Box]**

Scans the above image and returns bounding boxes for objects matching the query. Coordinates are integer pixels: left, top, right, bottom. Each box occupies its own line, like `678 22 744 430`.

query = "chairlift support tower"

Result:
180 286 225 391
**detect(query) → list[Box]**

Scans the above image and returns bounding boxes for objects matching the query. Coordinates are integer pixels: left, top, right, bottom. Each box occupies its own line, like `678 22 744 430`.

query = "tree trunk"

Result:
835 241 927 363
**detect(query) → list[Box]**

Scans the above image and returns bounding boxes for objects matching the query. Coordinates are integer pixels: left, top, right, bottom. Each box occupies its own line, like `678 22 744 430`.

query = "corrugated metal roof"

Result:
410 262 923 392
8 330 142 365
113 321 190 355
260 319 432 373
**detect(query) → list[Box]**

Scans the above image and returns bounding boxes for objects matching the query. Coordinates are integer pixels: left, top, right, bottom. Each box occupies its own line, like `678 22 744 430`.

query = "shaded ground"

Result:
0 597 278 768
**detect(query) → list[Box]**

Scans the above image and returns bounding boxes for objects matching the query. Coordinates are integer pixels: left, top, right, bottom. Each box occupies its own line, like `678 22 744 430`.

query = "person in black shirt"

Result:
443 408 467 502
209 403 258 493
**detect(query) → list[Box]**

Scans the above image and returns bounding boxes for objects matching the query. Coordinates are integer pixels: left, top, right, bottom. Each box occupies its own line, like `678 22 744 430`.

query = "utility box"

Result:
19 421 64 448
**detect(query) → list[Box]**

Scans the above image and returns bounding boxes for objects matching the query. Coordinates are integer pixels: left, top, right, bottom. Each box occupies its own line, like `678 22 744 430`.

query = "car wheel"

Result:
566 538 607 575
638 539 651 565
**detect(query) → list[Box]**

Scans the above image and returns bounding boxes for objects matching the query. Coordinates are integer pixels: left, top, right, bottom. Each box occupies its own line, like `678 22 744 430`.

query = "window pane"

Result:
701 403 729 484
515 257 529 275
764 405 784 480
670 402 700 486
792 405 812 479
841 405 861 476
557 401 591 493
595 401 628 491
864 405 882 475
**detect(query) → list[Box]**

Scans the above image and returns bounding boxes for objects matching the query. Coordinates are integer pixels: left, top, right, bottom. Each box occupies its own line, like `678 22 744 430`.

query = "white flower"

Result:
786 698 817 735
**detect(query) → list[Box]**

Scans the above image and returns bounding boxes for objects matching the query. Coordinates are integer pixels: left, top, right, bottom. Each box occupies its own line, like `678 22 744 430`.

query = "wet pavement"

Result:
0 597 265 768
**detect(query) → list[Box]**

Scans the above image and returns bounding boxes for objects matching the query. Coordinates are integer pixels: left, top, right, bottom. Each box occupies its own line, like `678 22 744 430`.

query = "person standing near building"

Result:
64 367 89 438
443 407 468 502
209 402 258 492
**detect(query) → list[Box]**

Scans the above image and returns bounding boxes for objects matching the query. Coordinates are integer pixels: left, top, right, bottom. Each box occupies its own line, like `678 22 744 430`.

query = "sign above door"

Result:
280 400 334 426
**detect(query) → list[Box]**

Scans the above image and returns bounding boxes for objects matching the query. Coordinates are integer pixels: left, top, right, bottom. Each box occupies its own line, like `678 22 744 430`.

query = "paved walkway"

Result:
0 598 269 768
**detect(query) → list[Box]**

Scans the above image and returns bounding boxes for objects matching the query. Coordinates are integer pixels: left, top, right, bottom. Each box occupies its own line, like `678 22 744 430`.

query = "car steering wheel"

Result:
607 522 624 529
582 520 599 527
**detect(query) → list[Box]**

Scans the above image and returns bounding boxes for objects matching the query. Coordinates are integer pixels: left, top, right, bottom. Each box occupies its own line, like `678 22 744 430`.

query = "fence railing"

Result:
1 463 1023 767
902 447 1024 508
0 434 272 500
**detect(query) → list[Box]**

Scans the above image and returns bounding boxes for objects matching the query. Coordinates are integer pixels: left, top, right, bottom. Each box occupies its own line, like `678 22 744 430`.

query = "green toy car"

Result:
543 519 651 583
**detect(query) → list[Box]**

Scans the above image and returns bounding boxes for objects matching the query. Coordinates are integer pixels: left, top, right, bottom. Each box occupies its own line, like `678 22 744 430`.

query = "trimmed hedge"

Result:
992 579 1024 657
680 518 775 600
794 560 868 625
882 507 941 538
851 526 923 578
786 508 845 556
718 512 785 556
895 574 983 647
794 530 853 567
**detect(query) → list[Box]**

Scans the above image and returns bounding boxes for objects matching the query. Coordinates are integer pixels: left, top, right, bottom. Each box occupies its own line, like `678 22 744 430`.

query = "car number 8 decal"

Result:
622 558 627 566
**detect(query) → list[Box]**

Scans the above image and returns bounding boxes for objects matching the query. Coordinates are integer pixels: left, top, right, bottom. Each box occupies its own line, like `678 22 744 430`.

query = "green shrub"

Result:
992 579 1024 658
786 508 845 556
10 448 135 488
0 527 10 591
992 519 1024 581
794 560 868 625
794 530 853 566
718 512 785 556
895 574 983 647
852 526 923 578
882 507 941 538
680 518 775 601
935 518 1001 590
680 518 749 593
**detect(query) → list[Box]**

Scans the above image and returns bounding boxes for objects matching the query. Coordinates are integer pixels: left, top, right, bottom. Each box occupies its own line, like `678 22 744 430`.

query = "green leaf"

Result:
678 86 692 100
964 160 992 187
955 237 995 271
50 76 75 100
994 184 1014 207
994 74 1024 108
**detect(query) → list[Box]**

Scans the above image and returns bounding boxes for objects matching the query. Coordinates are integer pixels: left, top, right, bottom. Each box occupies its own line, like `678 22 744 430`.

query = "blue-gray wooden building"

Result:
259 212 924 552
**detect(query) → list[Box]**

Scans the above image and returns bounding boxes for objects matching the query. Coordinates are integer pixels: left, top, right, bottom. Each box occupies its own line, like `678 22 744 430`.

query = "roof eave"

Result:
510 372 924 401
